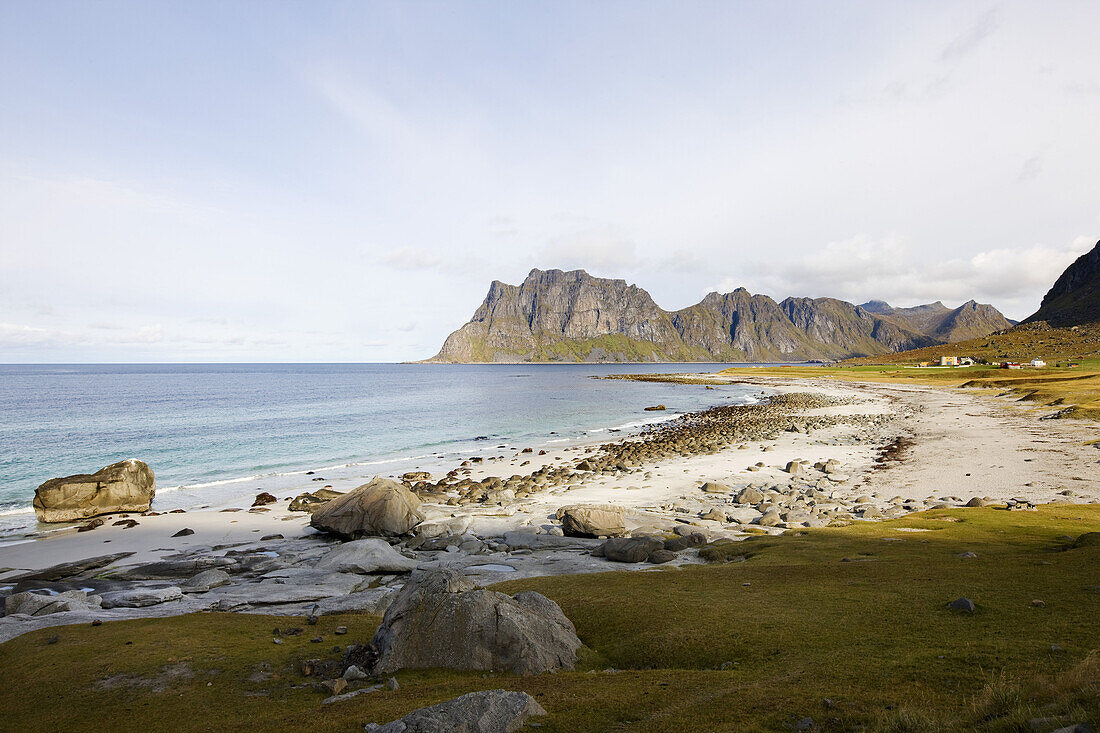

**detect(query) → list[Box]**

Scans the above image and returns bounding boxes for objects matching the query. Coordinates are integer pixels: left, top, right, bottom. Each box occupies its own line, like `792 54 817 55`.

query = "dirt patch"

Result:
96 662 194 693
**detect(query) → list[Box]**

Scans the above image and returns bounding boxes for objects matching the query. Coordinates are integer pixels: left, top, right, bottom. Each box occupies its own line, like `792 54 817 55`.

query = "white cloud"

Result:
537 226 639 274
718 234 1092 320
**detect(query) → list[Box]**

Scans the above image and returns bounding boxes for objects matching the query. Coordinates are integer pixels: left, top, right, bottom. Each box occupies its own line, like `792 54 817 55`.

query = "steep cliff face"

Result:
430 268 1009 363
1024 239 1100 326
432 269 693 362
859 300 1014 342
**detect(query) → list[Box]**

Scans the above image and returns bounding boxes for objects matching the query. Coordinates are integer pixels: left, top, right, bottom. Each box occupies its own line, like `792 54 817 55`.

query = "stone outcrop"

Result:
428 268 1011 362
33 459 155 523
1024 239 1100 326
310 477 423 539
370 569 582 675
364 689 547 733
4 590 103 616
313 538 419 574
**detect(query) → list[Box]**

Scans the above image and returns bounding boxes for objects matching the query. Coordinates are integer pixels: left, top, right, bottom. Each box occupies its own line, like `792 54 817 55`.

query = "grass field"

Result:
2 506 1097 732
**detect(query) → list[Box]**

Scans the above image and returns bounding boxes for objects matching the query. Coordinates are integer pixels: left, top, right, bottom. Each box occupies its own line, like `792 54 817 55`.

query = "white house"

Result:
1030 359 1047 368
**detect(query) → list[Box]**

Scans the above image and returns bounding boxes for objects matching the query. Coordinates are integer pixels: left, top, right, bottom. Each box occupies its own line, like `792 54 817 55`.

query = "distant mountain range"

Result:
428 268 1013 363
1023 238 1100 327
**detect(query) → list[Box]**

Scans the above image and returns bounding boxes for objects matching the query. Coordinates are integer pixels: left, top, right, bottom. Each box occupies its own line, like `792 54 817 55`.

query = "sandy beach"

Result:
2 373 1097 643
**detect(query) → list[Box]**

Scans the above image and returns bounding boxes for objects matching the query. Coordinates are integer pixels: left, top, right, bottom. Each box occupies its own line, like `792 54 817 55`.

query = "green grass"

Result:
2 506 1097 731
724 361 1100 419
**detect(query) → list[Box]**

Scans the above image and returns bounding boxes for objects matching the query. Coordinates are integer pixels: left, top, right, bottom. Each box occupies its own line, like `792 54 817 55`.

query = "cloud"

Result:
377 247 484 275
537 226 639 274
1018 155 1042 182
712 234 1092 320
940 7 1000 62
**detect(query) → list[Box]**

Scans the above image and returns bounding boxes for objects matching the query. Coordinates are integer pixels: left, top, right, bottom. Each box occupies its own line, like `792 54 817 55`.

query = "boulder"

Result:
701 508 727 522
599 536 664 563
289 488 345 513
664 532 706 552
736 487 765 504
948 597 976 613
100 586 183 608
251 492 277 507
313 538 419 574
757 508 782 527
7 552 135 583
364 689 547 733
700 481 730 494
310 477 423 539
725 506 763 524
402 471 432 482
784 461 804 476
181 569 232 592
4 590 102 616
370 569 581 675
557 505 626 538
33 459 155 523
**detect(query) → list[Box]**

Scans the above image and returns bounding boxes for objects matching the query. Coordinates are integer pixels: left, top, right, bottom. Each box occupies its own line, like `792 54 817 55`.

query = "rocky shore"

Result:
2 375 1097 645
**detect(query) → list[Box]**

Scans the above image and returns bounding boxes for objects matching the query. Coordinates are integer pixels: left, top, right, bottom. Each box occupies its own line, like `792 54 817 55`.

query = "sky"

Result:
1 1 1098 362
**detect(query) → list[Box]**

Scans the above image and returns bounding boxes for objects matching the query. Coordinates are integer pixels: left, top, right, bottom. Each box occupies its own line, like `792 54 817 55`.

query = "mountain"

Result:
858 299 1014 342
429 268 1012 363
1023 239 1100 326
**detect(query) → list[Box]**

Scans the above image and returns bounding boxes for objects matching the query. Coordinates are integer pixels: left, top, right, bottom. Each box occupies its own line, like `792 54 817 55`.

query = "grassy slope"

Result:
2 506 1097 732
722 324 1100 419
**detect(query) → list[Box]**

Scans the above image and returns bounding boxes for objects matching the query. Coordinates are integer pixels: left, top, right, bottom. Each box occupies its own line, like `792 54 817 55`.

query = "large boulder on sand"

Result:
365 689 547 733
33 459 155 523
310 477 423 539
370 569 582 675
556 505 626 538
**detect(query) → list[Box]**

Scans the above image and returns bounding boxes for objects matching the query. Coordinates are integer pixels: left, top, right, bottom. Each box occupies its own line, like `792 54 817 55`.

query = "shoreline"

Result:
1 372 1097 642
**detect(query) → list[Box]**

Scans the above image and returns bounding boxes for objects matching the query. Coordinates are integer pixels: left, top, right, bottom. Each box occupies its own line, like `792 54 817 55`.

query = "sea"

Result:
0 363 784 537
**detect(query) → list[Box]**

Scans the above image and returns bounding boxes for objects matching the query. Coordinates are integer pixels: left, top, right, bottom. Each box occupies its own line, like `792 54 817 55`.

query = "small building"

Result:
1030 359 1046 368
959 357 975 366
939 356 959 366
1003 362 1022 370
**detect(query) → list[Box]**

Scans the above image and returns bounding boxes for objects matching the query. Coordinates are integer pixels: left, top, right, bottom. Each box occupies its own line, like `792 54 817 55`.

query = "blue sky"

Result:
2 1 1098 361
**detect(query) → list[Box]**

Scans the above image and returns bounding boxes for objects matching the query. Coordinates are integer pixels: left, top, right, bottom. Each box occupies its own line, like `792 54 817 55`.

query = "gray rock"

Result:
33 459 155 523
4 590 102 616
736 487 765 504
181 569 232 592
664 532 706 552
701 508 727 523
700 481 730 494
7 552 135 583
948 597 976 613
342 664 368 681
757 508 782 527
725 506 763 524
100 586 183 608
784 461 804 476
314 538 419 574
371 570 581 675
557 505 626 538
364 689 547 733
310 477 424 539
501 531 599 551
600 537 664 563
110 556 236 580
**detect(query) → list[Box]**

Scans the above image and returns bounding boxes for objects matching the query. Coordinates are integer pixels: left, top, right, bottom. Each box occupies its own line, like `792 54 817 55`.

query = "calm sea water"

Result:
0 363 778 535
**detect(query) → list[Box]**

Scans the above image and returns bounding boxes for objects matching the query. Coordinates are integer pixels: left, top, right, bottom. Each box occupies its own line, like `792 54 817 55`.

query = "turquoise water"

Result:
0 363 778 534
